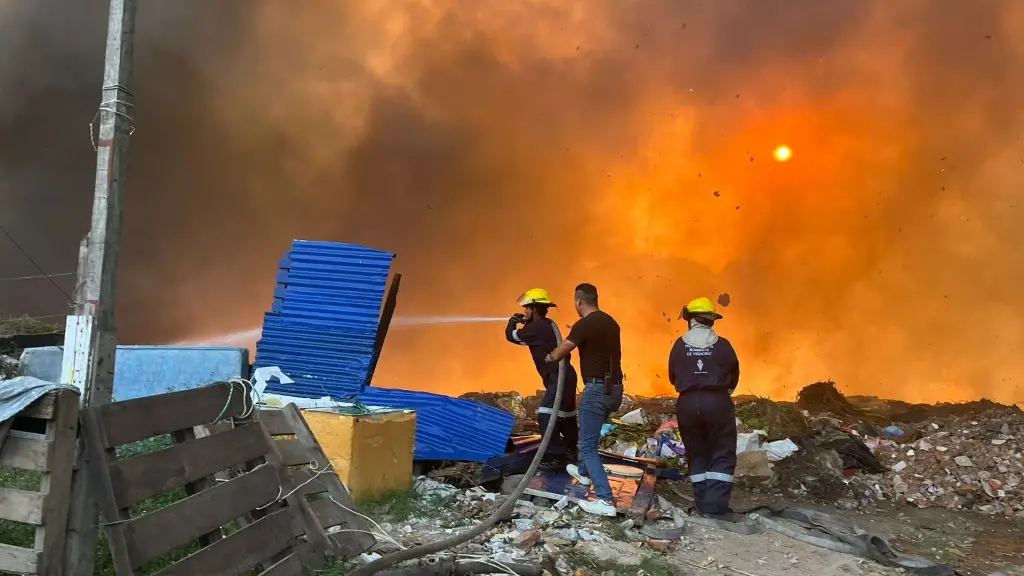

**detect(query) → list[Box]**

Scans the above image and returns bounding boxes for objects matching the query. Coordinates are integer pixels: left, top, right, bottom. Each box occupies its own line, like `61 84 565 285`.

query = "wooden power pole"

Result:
62 0 138 573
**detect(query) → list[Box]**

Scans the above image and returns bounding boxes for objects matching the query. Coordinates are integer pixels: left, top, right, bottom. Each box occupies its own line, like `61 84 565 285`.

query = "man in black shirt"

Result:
546 283 622 517
506 288 579 465
668 296 740 517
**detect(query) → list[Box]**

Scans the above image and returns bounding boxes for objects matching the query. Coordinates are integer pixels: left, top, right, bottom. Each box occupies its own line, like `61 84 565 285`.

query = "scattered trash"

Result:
737 431 766 454
882 425 905 438
474 382 1023 523
608 439 639 458
600 417 686 463
765 438 800 462
619 408 649 425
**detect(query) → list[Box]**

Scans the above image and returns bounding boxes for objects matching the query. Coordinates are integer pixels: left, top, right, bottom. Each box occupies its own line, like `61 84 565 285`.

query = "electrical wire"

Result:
0 272 73 282
0 222 74 305
0 314 67 322
348 320 569 576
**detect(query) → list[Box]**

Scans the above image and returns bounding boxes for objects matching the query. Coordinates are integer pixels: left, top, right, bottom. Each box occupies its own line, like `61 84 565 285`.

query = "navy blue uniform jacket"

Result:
668 336 740 395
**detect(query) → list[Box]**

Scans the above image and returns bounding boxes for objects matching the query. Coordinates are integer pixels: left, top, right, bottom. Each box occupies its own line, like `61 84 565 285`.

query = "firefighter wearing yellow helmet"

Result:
669 296 740 519
506 288 579 466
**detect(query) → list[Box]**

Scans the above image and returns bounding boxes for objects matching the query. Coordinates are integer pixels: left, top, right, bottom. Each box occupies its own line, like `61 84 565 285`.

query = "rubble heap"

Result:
357 477 675 574
357 477 911 576
875 410 1024 518
462 383 1024 520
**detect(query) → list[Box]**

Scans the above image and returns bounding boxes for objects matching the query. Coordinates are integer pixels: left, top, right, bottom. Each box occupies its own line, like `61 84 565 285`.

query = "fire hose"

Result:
348 321 568 576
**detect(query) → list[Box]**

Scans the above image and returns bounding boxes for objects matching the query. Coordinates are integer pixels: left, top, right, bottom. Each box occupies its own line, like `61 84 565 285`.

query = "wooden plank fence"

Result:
80 381 331 576
0 388 79 576
258 405 376 558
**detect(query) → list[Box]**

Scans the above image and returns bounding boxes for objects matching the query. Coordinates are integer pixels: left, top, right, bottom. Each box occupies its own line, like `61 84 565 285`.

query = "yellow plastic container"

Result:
301 408 416 502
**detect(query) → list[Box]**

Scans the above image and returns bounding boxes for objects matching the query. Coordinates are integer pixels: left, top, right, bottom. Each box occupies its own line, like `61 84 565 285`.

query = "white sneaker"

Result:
566 464 592 486
578 498 617 517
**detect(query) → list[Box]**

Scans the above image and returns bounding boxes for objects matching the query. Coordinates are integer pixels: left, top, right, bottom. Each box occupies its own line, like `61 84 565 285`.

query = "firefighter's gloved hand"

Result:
509 313 526 325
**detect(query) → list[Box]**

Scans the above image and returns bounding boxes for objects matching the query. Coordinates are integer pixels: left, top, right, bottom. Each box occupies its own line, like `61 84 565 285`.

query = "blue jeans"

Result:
577 378 623 501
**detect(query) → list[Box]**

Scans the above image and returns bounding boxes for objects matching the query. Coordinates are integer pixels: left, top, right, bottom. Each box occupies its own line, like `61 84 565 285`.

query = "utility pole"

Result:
62 0 138 573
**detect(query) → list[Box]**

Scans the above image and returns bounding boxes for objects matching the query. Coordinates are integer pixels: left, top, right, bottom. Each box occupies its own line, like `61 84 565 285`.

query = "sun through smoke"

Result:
773 145 793 162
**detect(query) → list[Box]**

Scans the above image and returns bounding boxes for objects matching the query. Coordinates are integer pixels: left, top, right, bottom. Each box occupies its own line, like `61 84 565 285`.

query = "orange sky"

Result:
104 0 1024 406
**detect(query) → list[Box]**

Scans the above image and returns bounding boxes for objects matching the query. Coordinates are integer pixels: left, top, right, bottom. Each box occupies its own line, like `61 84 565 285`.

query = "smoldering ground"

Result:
1 0 1023 403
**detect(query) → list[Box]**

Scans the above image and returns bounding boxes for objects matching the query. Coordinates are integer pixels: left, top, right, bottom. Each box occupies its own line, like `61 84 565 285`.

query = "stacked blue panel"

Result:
254 240 516 462
255 241 395 398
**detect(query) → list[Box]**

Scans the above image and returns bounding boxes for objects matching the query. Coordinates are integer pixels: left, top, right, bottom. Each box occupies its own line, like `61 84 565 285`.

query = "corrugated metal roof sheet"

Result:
255 240 395 397
356 388 515 461
253 240 515 462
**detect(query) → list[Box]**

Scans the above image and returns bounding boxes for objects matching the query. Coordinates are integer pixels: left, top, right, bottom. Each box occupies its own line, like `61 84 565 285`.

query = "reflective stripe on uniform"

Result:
510 329 526 345
690 472 733 483
537 406 577 417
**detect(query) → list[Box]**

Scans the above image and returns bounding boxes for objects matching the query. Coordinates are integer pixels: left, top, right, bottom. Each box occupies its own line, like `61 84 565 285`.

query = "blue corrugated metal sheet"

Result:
253 239 516 462
255 241 395 397
356 388 515 461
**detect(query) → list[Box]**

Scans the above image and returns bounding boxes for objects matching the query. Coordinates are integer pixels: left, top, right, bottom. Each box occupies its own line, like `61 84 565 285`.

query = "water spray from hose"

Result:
390 316 510 326
176 316 511 346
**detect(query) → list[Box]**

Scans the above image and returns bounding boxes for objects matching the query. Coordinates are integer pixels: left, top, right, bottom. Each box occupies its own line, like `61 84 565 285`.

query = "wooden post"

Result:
62 0 138 573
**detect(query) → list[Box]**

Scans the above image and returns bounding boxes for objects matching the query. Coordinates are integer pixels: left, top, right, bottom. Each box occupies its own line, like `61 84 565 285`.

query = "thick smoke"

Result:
1 1 1023 403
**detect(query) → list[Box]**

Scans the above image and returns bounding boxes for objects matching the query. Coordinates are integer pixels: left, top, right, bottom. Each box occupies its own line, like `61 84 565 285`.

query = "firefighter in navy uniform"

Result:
506 288 579 465
668 297 740 518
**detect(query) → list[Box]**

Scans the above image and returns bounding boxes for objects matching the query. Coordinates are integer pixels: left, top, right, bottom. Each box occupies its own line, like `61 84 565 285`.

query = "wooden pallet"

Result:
258 405 377 558
0 388 79 576
80 382 330 576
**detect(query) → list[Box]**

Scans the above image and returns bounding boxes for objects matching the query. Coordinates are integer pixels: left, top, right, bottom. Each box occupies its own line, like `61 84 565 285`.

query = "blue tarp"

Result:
0 376 78 423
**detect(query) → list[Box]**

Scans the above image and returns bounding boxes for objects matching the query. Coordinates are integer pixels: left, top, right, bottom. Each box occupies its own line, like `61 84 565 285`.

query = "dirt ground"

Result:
348 472 1023 575
659 482 1024 576
666 523 905 576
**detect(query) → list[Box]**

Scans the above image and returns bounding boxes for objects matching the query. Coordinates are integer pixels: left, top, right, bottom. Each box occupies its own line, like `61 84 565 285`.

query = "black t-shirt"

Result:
506 317 564 378
567 310 622 380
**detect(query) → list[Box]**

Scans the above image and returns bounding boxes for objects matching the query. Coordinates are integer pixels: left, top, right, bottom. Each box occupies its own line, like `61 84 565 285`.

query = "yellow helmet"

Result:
682 296 723 319
517 288 556 308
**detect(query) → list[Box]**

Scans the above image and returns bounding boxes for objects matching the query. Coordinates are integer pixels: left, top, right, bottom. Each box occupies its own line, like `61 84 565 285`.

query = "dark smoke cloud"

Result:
1 1 1022 403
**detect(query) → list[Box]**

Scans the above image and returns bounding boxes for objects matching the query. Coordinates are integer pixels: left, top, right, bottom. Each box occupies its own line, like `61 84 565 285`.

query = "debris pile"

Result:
358 477 921 576
459 391 532 433
761 383 1024 518
458 391 529 421
599 409 687 465
874 410 1024 517
356 477 674 574
468 382 1023 521
736 397 812 440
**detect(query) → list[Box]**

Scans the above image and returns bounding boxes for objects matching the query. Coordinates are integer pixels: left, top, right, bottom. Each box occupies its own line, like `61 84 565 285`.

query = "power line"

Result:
0 222 74 305
0 272 74 282
0 314 66 322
